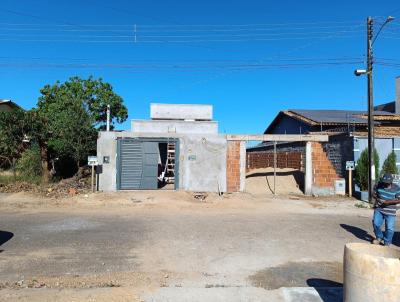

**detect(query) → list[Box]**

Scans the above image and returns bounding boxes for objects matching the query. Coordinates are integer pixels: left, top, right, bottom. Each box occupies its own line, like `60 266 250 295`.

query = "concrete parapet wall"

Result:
150 103 213 120
132 120 218 134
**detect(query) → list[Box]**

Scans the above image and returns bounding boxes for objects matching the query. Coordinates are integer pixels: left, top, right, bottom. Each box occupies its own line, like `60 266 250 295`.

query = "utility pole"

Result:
367 16 375 203
355 16 394 203
106 104 111 132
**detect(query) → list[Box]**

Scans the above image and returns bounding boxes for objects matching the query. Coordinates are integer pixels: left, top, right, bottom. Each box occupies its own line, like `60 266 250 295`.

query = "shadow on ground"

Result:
0 231 14 253
307 279 343 302
246 170 304 192
340 223 400 247
249 261 343 301
249 261 342 288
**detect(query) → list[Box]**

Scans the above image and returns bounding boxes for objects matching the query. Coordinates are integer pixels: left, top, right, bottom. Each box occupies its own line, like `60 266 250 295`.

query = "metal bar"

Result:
91 165 95 193
274 141 277 195
106 104 111 131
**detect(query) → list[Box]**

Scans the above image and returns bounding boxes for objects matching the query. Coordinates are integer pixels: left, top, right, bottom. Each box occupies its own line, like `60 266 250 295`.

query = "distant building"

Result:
0 99 22 112
248 77 400 195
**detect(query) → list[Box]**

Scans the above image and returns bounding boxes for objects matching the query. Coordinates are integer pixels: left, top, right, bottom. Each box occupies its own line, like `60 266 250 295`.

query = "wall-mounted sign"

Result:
188 155 197 161
346 161 355 170
88 156 98 166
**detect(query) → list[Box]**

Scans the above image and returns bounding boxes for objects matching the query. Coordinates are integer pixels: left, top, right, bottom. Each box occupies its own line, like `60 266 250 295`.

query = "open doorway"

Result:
245 144 304 195
157 142 176 190
117 138 179 191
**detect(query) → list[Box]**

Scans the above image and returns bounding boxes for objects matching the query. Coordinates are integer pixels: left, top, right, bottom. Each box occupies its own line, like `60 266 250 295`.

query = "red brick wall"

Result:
246 151 303 172
227 141 241 193
311 142 340 187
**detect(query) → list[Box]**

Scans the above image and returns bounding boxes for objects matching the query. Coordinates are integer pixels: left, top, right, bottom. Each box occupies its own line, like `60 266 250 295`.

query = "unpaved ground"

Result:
246 168 303 195
0 191 396 301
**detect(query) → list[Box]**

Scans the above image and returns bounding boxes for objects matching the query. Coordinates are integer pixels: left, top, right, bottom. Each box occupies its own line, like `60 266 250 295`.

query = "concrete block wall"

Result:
226 141 241 192
322 135 354 178
311 142 340 189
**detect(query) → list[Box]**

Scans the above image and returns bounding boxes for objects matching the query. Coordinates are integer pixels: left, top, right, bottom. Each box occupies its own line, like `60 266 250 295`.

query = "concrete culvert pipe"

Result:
344 243 400 302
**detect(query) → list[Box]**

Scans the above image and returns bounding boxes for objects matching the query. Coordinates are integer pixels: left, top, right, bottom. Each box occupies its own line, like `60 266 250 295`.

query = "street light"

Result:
354 69 367 76
354 16 395 202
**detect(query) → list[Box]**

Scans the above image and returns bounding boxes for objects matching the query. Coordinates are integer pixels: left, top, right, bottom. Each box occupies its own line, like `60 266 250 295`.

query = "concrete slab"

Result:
140 287 342 302
150 103 213 120
132 120 218 134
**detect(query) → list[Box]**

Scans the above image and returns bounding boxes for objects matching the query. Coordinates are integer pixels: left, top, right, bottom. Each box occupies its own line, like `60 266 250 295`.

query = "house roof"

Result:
265 109 398 134
374 101 395 113
288 109 394 124
0 99 22 111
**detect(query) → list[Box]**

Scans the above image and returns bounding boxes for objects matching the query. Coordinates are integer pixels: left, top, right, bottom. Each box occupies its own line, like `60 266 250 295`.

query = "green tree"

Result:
381 152 398 176
36 76 127 179
355 148 380 191
0 109 31 174
38 76 128 130
16 146 42 183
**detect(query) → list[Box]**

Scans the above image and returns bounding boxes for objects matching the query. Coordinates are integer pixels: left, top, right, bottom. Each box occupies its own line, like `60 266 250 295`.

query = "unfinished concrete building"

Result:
97 104 246 193
97 103 328 194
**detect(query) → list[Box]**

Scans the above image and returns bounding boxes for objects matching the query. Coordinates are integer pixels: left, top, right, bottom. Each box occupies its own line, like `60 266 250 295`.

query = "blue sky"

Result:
1 0 400 134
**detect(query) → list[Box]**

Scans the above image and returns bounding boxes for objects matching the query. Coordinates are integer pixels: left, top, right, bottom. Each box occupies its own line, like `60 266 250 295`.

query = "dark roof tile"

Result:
288 109 394 125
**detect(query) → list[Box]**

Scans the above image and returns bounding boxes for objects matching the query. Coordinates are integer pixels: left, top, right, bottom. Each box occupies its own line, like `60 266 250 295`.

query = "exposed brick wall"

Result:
311 142 340 188
227 141 241 192
246 151 303 171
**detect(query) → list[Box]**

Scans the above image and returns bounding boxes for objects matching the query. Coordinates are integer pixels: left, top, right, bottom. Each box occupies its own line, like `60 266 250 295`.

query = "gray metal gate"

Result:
117 139 158 190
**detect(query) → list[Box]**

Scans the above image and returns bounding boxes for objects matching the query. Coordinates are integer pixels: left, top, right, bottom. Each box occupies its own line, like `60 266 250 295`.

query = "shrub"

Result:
355 148 379 191
381 152 398 176
16 146 42 184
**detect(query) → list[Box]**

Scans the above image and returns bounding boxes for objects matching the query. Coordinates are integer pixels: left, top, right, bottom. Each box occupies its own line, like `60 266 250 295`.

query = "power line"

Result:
0 30 364 39
0 35 362 43
176 23 367 89
0 55 364 62
0 60 363 70
0 20 363 28
0 24 365 33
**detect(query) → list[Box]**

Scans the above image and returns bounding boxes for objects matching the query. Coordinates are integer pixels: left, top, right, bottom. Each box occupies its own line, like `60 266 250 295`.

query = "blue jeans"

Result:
373 209 396 246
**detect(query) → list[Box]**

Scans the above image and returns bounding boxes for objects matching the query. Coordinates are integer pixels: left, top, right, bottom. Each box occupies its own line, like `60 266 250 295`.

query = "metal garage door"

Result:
117 139 158 190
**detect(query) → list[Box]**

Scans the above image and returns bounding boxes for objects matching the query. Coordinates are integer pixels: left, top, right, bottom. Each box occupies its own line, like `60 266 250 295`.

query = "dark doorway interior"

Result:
157 142 176 189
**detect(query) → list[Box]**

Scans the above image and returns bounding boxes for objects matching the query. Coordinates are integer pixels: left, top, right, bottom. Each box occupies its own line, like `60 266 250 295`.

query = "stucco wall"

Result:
97 131 118 192
97 131 227 193
180 135 227 192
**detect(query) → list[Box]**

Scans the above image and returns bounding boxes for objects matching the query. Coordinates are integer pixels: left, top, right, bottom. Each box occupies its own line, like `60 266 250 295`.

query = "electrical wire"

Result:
0 60 363 70
0 34 363 43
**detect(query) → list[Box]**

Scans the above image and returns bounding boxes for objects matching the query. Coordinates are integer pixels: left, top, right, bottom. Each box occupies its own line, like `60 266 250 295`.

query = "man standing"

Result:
372 173 400 246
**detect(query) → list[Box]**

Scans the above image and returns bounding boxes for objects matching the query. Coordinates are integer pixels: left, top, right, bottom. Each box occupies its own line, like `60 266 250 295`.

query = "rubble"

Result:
0 174 91 198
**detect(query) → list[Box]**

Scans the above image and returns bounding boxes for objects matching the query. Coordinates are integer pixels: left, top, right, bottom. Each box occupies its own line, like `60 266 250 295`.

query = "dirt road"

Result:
0 191 396 301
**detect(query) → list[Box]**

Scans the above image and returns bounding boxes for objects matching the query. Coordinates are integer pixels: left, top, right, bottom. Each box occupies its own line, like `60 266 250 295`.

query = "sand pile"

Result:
245 167 303 195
